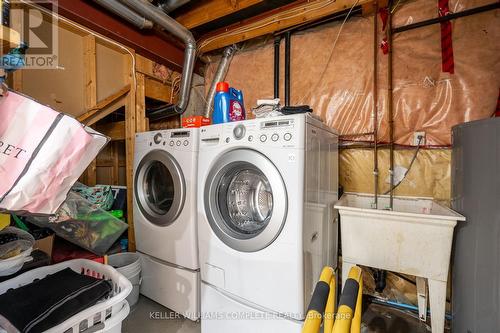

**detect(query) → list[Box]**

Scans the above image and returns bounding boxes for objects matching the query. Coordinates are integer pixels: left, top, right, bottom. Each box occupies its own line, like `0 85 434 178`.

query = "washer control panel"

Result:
200 117 298 148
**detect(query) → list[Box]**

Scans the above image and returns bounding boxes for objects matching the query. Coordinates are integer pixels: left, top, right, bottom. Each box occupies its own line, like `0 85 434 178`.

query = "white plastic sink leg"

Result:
416 277 427 322
341 261 356 287
428 279 447 333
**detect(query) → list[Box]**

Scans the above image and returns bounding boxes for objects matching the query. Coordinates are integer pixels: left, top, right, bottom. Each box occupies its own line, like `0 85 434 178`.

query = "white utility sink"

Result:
335 193 465 333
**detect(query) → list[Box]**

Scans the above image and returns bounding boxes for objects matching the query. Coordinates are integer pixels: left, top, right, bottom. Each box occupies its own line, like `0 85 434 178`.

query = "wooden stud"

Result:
136 72 147 133
83 35 97 110
124 50 137 252
198 0 372 53
12 71 22 92
0 26 20 52
111 142 120 186
10 5 23 90
175 0 264 29
83 34 98 186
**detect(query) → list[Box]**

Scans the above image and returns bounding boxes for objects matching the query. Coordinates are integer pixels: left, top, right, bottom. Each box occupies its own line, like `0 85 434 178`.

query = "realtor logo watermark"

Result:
2 1 59 69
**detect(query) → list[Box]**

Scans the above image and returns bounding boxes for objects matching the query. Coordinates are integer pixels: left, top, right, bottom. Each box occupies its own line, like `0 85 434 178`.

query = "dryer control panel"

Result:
136 128 199 151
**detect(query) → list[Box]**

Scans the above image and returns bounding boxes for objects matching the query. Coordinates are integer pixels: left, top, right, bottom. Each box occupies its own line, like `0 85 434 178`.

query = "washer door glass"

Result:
205 149 287 252
135 150 185 226
218 166 273 236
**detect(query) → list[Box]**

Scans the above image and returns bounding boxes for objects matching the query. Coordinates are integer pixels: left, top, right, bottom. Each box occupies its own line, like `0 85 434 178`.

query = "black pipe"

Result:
274 36 281 99
284 31 291 106
393 2 499 34
373 269 387 293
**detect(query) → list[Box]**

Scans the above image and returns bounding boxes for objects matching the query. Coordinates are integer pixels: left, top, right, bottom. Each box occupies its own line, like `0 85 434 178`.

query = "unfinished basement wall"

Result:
204 0 500 205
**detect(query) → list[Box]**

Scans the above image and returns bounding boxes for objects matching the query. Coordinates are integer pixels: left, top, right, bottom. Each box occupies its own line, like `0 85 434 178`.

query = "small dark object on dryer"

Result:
280 105 312 115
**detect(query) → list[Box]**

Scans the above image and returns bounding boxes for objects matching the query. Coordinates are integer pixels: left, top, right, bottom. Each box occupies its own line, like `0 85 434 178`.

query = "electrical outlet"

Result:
414 131 426 145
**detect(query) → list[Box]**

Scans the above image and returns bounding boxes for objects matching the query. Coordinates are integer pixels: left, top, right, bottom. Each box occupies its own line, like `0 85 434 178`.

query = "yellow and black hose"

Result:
302 267 335 333
333 266 363 333
302 265 363 333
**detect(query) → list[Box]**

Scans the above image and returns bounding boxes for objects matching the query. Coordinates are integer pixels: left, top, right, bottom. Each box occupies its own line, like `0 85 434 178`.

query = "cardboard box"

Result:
182 116 211 128
34 234 55 257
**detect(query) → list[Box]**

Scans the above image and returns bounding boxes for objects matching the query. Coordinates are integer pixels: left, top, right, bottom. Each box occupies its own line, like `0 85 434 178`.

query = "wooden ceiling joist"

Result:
175 0 264 29
78 84 131 126
198 0 371 53
145 77 175 104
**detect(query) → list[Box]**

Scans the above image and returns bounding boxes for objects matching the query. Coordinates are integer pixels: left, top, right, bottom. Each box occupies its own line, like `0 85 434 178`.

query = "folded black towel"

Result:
0 267 112 333
280 105 312 115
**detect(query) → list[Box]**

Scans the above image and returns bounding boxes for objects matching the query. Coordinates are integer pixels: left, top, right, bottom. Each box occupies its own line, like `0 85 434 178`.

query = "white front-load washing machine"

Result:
134 128 199 320
197 114 339 332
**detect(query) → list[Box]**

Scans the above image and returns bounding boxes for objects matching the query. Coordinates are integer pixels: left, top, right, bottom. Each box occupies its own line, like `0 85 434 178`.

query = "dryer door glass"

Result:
135 150 186 226
144 161 174 214
217 167 273 235
204 149 287 252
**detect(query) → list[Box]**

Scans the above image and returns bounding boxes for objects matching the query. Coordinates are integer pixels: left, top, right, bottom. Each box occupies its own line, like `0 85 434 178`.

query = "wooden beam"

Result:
145 77 174 104
175 0 264 29
136 73 147 133
361 0 388 15
96 159 126 168
198 0 371 53
124 51 136 252
136 54 175 83
96 121 126 141
78 84 131 125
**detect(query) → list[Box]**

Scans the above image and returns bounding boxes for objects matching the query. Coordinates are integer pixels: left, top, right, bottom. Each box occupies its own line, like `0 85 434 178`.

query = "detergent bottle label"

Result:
229 100 245 122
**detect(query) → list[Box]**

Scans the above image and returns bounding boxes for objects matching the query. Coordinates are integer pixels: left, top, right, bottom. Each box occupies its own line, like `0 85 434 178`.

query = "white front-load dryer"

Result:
197 114 339 332
134 128 199 320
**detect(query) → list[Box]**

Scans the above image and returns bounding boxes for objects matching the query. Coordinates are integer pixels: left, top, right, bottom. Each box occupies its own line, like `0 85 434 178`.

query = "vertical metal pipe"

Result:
373 0 379 209
387 0 395 209
274 36 281 99
284 31 291 106
204 45 236 118
121 0 196 118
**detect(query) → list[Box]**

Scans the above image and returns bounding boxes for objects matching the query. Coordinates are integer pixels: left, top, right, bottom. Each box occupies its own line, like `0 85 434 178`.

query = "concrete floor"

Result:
123 296 436 333
123 296 200 333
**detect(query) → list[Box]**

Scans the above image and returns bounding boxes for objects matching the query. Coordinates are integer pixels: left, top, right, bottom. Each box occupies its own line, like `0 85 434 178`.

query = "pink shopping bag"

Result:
0 91 109 214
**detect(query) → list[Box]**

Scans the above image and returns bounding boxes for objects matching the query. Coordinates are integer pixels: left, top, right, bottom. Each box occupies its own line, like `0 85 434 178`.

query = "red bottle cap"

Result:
216 81 229 92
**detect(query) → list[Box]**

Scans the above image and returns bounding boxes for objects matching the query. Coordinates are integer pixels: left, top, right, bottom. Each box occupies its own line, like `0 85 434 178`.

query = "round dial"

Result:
153 133 162 144
233 125 246 140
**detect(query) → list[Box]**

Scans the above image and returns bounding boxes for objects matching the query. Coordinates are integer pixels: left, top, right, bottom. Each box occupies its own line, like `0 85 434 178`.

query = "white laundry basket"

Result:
95 300 130 333
0 259 132 333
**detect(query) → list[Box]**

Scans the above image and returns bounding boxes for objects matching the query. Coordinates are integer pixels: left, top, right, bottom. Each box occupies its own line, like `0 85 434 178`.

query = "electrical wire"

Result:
297 0 361 105
383 135 423 194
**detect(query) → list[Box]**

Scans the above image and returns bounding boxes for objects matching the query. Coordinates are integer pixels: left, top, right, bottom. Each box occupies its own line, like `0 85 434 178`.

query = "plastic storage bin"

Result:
0 259 132 333
27 191 128 255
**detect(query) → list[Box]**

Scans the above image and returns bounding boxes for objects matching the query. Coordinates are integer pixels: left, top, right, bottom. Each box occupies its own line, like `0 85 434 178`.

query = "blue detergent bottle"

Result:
213 82 245 124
